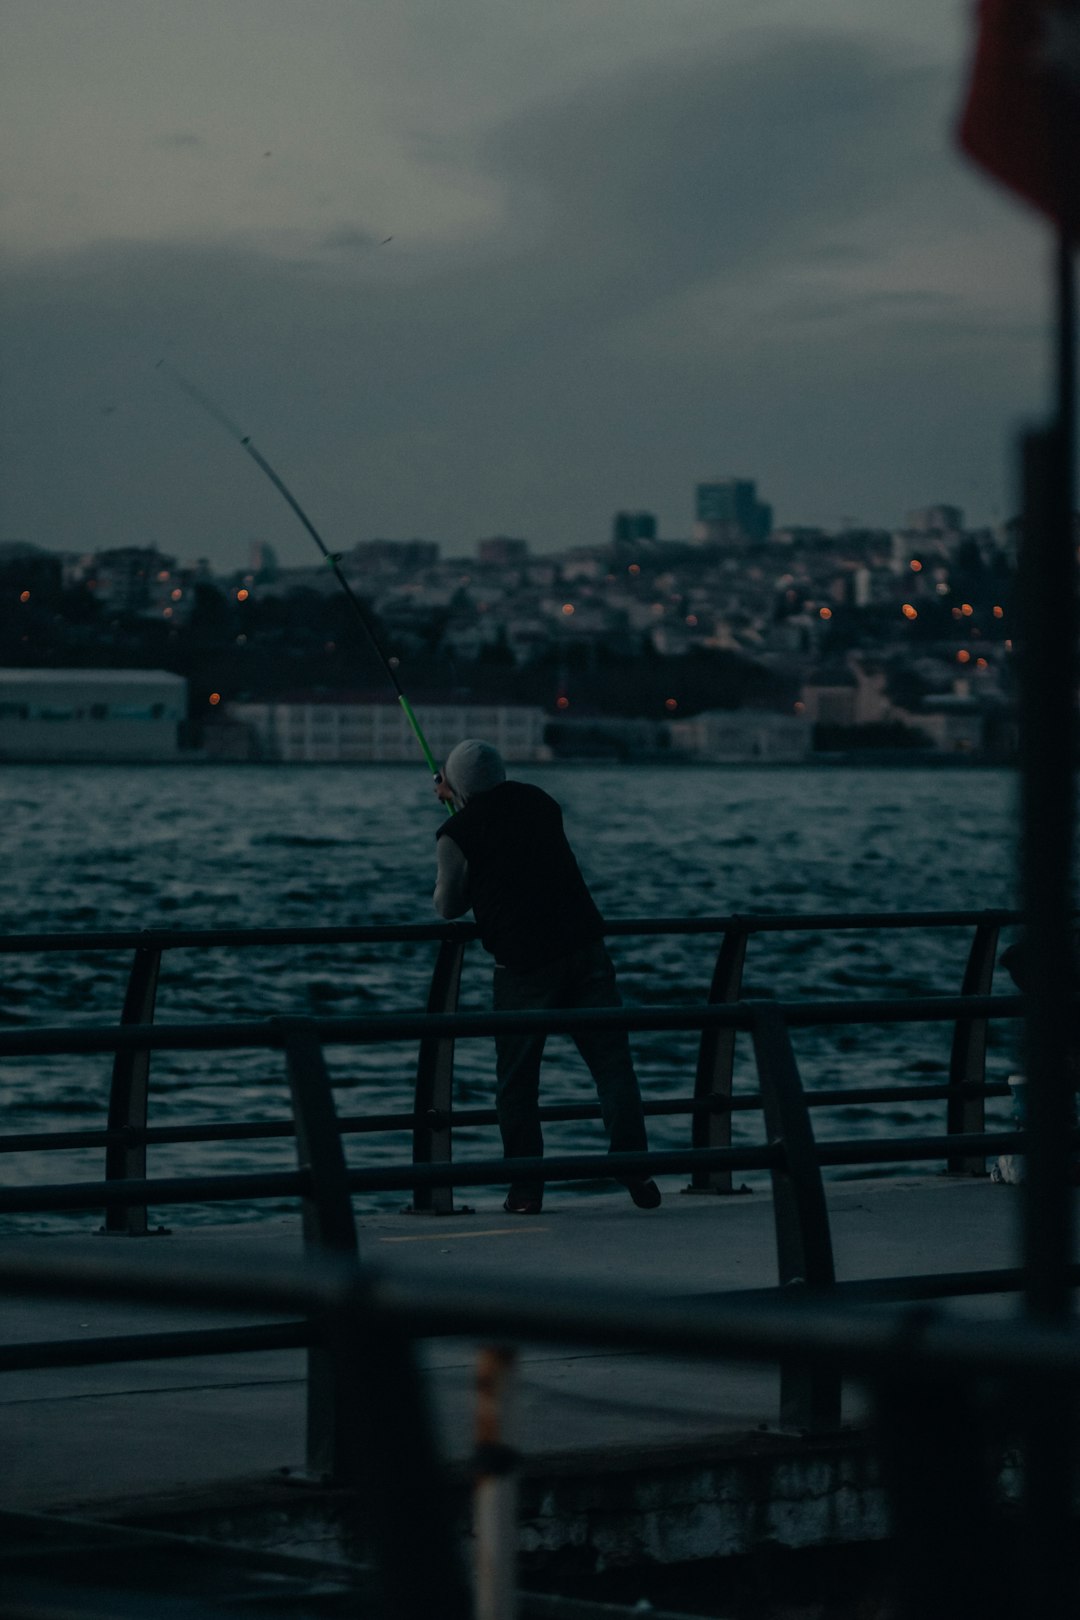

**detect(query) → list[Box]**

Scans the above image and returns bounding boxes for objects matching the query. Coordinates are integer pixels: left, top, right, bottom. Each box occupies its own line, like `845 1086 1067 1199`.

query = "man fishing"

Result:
432 738 661 1215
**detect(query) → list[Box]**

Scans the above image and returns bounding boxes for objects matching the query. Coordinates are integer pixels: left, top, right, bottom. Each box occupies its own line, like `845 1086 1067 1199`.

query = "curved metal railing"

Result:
0 909 1024 1227
0 981 1050 1449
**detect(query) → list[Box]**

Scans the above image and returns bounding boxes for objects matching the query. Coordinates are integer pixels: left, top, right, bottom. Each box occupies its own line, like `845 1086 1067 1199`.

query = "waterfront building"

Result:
225 699 550 763
668 708 811 762
799 660 892 729
0 668 187 761
909 693 985 753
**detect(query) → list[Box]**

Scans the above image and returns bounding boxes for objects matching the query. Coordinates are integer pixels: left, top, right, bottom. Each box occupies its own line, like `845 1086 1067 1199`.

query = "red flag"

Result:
957 0 1080 228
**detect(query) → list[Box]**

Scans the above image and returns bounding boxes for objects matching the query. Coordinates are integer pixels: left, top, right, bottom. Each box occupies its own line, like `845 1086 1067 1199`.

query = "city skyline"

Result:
0 1 1054 570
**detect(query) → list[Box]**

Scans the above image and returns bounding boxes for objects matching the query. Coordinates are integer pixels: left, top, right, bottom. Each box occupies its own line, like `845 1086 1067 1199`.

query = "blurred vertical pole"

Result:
955 6 1080 1605
1017 206 1077 1606
474 1345 519 1620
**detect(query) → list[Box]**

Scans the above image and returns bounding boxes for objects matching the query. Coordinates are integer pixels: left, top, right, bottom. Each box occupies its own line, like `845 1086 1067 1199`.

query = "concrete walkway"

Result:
0 1175 1035 1524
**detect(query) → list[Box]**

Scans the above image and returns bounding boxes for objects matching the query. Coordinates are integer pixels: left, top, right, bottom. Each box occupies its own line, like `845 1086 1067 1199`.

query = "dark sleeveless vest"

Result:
436 781 604 972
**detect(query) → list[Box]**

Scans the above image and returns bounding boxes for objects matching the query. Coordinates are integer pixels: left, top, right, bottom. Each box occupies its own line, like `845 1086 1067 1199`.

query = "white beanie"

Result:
443 738 506 804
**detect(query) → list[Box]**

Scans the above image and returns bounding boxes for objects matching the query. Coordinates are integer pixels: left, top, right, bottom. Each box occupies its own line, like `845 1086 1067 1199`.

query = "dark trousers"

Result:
492 940 648 1202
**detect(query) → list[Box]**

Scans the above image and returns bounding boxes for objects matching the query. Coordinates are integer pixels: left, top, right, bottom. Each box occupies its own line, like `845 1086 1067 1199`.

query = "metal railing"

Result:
0 908 1023 1226
0 985 1048 1454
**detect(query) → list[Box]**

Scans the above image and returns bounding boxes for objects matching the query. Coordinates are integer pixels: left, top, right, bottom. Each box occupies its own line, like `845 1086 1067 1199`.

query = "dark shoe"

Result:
504 1192 543 1215
626 1178 661 1210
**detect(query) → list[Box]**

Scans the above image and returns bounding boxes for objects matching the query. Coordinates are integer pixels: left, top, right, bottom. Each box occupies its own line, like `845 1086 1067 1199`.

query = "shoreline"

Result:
0 752 1017 769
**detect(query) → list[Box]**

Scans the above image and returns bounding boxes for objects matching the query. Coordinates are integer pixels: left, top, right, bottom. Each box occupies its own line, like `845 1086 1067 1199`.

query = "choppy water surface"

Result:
0 763 1024 1228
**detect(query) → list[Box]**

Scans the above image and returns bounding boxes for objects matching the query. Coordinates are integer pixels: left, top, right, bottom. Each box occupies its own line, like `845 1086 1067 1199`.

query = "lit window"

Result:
556 695 570 710
901 604 918 620
819 607 832 620
236 588 250 602
961 603 974 617
562 603 574 616
992 605 1004 619
18 590 30 603
910 560 922 572
209 692 221 706
664 698 678 711
957 649 971 664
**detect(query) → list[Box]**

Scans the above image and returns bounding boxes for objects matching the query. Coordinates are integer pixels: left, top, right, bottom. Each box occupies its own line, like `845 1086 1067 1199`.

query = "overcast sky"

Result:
0 0 1057 567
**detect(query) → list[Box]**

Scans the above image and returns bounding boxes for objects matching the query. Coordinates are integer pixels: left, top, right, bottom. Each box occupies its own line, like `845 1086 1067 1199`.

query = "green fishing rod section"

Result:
157 359 452 812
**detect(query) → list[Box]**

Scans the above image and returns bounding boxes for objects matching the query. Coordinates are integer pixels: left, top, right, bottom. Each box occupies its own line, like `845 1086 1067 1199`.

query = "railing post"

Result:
330 1277 474 1618
409 935 467 1215
947 917 1000 1176
473 1345 520 1620
685 921 750 1195
751 1005 840 1433
274 1016 360 1484
103 936 163 1236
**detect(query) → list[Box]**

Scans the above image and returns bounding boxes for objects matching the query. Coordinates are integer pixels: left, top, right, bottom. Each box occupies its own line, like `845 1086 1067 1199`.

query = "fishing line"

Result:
156 359 450 809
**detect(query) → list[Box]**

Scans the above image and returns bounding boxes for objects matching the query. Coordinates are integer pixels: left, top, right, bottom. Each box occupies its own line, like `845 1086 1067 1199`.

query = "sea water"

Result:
0 762 1023 1227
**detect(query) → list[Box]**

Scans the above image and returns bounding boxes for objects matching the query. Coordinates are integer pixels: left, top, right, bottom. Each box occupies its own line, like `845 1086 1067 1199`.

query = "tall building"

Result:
693 478 772 544
611 511 657 545
249 540 279 581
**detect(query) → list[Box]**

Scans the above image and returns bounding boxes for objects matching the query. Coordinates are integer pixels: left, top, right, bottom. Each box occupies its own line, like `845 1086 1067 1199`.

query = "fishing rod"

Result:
156 359 451 810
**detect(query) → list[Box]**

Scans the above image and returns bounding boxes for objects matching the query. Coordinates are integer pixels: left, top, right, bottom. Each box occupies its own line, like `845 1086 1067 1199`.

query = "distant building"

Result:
799 660 891 727
0 549 62 603
771 526 827 547
694 479 772 544
0 669 186 761
70 547 178 613
225 700 550 763
249 540 279 582
611 511 657 545
668 709 811 762
906 505 964 534
477 536 529 567
346 539 440 574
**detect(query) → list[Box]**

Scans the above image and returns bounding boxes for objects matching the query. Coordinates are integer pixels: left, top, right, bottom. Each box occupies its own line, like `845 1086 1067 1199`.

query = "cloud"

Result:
0 25 1048 559
319 225 385 253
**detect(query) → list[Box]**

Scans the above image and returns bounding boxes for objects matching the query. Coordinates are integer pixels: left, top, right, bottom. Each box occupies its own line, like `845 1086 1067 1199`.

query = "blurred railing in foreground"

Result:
0 910 1074 1616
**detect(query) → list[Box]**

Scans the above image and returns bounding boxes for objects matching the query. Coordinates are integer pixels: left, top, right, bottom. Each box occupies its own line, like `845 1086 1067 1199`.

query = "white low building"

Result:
668 709 812 763
227 700 551 763
0 669 187 761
